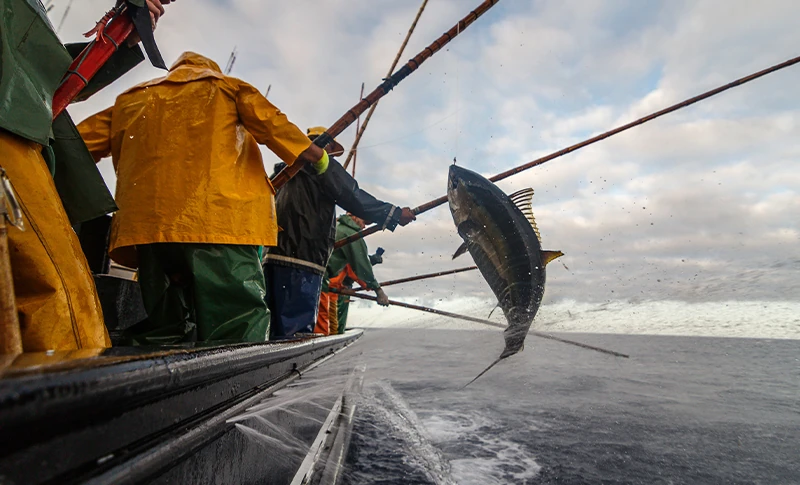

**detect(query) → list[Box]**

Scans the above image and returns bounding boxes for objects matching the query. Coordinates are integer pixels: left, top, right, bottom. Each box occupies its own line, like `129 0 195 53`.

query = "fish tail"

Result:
461 357 504 389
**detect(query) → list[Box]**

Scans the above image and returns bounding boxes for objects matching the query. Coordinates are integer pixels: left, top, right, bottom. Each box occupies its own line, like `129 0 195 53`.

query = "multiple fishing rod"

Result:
342 0 430 172
332 288 629 359
54 3 789 364
335 52 800 249
271 0 500 189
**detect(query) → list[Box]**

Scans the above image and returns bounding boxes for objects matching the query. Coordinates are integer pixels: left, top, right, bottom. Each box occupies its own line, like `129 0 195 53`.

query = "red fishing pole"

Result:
52 1 166 119
51 4 134 119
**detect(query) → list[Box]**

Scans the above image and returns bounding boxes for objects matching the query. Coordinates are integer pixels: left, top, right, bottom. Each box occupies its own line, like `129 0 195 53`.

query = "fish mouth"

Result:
447 165 464 192
448 165 491 195
447 166 465 205
448 164 470 186
447 165 487 224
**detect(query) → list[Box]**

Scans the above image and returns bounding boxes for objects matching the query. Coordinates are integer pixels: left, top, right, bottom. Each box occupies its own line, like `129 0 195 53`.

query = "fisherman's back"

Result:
77 51 318 344
79 52 311 268
267 162 337 274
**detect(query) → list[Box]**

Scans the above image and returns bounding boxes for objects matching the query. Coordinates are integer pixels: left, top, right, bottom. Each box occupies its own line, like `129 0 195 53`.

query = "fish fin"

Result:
508 188 541 244
508 187 533 201
541 250 564 266
462 357 504 389
452 242 469 260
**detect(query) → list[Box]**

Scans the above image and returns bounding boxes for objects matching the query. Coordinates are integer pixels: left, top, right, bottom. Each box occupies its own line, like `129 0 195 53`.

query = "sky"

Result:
53 0 800 310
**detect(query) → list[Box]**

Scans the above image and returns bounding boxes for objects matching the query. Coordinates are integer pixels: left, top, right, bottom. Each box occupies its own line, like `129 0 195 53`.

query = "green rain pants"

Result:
336 294 350 334
128 243 270 345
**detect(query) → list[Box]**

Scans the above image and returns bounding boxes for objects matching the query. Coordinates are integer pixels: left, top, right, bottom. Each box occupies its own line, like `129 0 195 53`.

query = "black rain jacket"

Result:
264 158 400 274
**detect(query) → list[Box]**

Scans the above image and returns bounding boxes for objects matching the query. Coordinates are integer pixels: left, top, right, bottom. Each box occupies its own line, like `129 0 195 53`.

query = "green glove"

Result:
313 150 330 175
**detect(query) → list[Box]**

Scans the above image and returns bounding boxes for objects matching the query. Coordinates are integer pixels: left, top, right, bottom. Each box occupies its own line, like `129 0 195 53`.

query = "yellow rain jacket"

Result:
78 52 312 268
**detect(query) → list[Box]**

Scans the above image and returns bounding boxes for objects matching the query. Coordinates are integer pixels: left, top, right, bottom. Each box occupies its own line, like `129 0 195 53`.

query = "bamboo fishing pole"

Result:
342 0 429 171
272 0 499 189
352 82 365 177
335 52 800 249
357 266 478 291
331 288 629 358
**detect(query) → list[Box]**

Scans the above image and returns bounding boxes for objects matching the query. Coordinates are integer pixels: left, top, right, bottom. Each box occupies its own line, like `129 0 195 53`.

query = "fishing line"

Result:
454 20 461 164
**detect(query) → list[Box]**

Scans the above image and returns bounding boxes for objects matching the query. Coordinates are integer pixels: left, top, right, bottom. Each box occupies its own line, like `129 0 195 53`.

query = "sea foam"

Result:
349 298 800 339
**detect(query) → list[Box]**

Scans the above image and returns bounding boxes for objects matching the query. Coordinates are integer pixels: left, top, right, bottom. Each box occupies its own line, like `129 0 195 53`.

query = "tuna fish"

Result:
447 165 563 386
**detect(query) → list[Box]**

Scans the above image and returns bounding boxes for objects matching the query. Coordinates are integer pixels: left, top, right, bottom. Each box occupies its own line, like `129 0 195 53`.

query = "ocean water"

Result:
336 328 800 484
233 300 800 484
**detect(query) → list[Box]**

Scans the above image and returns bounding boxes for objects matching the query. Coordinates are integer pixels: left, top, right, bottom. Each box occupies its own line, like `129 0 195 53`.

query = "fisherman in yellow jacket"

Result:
78 52 327 344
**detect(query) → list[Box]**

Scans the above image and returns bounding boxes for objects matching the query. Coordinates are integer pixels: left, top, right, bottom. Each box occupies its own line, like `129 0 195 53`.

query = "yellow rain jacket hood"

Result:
78 52 312 268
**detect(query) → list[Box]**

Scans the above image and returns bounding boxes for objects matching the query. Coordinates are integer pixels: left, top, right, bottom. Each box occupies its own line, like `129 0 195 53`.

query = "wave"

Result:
350 298 800 339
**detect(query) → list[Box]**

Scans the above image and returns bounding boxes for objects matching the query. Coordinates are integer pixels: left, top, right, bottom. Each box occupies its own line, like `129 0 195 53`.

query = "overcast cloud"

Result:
54 0 800 306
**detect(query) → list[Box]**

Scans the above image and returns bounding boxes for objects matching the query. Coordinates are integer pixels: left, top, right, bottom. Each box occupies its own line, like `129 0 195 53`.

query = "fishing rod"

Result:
332 288 629 358
271 0 500 189
351 82 365 177
356 266 478 291
342 0 429 171
335 52 800 249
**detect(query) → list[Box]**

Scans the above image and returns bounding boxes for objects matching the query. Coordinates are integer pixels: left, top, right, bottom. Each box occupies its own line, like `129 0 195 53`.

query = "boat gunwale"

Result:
0 331 363 464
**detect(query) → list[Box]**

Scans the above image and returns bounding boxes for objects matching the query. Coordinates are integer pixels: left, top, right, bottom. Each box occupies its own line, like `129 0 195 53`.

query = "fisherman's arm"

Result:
76 107 114 161
344 241 380 291
325 161 415 230
344 264 369 290
236 83 326 170
344 247 388 305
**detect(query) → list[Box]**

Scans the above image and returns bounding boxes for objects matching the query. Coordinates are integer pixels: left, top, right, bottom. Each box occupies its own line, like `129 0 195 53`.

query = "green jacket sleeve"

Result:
48 42 143 225
51 113 118 225
342 239 380 291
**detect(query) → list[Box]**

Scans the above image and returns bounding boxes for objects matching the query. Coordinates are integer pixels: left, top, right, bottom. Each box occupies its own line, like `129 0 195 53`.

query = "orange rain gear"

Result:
316 292 338 336
316 264 366 335
0 131 110 352
77 52 313 268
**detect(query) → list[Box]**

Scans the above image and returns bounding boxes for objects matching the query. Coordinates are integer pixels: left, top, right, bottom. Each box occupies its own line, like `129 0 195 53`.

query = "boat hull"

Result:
0 331 363 484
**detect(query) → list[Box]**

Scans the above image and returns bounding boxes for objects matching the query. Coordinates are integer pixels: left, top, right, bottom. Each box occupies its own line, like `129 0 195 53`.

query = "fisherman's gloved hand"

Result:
398 207 416 226
312 150 330 175
369 247 384 265
375 288 390 307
